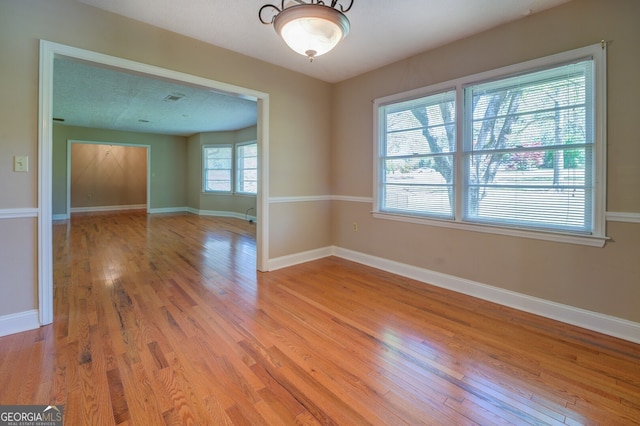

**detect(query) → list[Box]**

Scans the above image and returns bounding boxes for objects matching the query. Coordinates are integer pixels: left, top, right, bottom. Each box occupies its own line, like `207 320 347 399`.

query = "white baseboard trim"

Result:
64 206 257 221
187 208 257 222
0 310 40 337
330 246 640 344
52 214 69 221
268 247 334 271
70 204 147 213
148 207 188 214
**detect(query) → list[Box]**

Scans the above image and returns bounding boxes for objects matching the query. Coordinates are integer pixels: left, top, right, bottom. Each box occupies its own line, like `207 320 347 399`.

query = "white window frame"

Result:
373 43 607 247
203 144 233 193
236 141 258 195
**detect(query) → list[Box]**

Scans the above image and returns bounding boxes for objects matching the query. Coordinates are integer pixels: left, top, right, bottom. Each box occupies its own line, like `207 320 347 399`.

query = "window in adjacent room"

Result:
203 145 233 192
374 43 606 246
236 142 258 194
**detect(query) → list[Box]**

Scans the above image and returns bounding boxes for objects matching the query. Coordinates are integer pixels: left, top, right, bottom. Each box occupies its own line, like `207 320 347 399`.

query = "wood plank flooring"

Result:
1 211 639 425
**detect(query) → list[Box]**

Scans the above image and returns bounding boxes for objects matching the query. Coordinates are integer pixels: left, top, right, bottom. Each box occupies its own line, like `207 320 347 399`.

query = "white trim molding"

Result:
332 195 373 203
332 246 640 345
606 211 640 223
269 195 332 204
39 40 54 326
148 207 188 214
268 247 333 271
0 310 40 337
0 208 38 219
269 195 374 204
70 204 147 213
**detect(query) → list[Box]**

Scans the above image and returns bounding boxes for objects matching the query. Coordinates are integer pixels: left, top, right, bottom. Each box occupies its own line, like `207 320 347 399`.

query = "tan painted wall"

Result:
270 201 332 258
0 218 36 316
70 143 147 209
52 124 188 214
0 0 332 318
331 0 640 323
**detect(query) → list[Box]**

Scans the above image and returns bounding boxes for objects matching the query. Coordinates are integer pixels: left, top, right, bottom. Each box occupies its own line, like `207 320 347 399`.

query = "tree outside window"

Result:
376 46 603 240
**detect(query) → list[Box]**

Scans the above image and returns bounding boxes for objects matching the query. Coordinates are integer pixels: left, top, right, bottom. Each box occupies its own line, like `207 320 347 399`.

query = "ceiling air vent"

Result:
163 93 185 102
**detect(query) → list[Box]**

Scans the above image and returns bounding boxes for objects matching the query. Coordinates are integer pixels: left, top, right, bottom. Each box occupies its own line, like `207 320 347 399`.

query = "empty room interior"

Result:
1 0 639 424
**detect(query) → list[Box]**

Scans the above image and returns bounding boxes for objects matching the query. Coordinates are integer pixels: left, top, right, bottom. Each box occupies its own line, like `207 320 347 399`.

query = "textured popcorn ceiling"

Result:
53 57 258 135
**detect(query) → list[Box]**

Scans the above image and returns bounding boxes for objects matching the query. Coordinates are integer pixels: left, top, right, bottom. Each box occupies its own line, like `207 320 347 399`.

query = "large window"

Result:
236 142 257 194
203 145 232 192
380 90 457 219
203 142 258 194
374 44 606 245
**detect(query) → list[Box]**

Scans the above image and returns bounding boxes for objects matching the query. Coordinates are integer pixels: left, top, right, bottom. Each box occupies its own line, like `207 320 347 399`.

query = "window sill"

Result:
372 212 608 248
201 191 256 197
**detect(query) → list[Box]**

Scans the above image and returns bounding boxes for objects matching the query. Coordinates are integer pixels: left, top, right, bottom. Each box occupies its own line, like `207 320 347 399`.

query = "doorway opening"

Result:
39 40 270 325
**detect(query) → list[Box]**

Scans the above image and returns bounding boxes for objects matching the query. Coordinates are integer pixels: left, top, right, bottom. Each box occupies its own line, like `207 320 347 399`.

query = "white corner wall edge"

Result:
331 246 640 345
0 310 40 337
268 247 333 271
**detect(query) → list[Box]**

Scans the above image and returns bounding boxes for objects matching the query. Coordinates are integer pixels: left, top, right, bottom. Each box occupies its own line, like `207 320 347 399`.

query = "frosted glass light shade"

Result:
273 4 350 60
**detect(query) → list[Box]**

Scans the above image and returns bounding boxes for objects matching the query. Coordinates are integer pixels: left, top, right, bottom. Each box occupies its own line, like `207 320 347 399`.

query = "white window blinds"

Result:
203 145 233 192
374 43 605 244
237 142 257 194
379 90 457 219
463 59 594 233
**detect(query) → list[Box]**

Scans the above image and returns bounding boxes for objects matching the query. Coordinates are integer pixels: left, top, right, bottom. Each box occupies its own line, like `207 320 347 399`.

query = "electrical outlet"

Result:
352 222 358 232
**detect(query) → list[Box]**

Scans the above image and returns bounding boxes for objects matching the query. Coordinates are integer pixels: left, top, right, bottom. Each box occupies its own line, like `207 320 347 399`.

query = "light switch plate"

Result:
14 155 28 172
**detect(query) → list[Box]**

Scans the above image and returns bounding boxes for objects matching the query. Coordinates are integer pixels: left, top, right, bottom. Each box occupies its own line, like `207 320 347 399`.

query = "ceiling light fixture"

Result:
259 0 353 62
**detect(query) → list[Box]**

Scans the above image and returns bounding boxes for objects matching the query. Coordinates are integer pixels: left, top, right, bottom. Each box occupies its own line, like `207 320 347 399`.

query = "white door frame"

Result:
38 40 270 325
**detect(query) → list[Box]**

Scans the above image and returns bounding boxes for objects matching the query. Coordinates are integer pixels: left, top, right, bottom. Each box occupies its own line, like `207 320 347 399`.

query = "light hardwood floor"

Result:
1 211 639 425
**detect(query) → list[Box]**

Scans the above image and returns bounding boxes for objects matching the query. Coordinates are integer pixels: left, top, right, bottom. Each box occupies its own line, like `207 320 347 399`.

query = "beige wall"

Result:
52 124 188 214
331 0 640 323
0 219 36 316
0 0 332 319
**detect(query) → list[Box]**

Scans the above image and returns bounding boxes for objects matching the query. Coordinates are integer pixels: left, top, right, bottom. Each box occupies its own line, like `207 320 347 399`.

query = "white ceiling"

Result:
56 0 572 136
79 0 571 83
